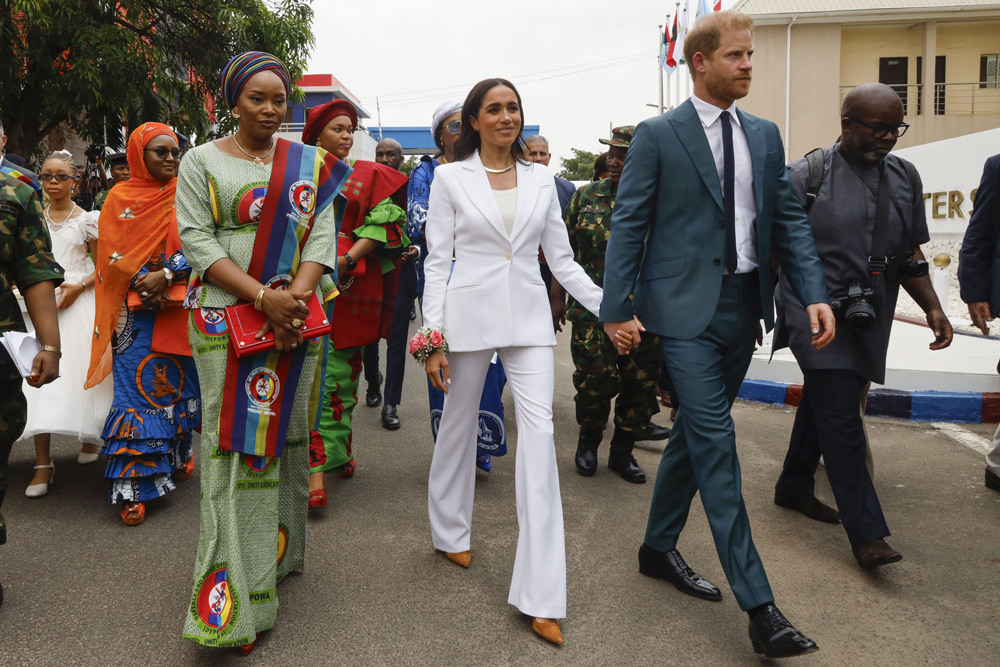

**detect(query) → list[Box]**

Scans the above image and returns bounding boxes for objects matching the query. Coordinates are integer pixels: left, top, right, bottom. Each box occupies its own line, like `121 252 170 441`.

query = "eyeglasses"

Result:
145 147 181 159
39 173 76 182
844 116 909 139
446 120 462 135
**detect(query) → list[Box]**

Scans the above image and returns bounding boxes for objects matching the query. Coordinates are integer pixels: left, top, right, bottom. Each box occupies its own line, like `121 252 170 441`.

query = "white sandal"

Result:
77 450 99 465
25 462 55 498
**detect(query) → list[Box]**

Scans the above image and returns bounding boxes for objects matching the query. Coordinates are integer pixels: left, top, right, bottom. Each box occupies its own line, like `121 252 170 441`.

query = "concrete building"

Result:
733 0 1000 160
276 73 377 162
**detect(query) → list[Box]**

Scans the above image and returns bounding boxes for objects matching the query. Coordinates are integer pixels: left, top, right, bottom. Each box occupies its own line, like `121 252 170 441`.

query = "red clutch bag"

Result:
224 291 331 358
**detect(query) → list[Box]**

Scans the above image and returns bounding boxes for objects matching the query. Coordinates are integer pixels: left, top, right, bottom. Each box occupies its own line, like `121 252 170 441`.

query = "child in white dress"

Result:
19 151 114 497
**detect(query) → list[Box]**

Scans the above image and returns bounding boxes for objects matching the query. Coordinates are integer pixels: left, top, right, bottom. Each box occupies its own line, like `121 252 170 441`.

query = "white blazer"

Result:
423 152 602 352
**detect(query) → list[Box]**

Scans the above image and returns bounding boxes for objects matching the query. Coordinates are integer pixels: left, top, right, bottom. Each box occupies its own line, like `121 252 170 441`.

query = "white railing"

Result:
840 82 1000 116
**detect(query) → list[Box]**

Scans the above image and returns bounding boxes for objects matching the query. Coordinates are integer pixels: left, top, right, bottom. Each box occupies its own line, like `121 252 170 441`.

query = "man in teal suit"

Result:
600 11 836 659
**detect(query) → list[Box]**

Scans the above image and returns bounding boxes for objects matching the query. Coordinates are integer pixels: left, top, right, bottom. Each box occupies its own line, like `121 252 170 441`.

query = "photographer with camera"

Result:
772 83 952 570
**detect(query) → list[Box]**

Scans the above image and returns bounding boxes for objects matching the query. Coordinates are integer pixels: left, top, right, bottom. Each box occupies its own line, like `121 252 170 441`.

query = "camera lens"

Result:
844 299 876 331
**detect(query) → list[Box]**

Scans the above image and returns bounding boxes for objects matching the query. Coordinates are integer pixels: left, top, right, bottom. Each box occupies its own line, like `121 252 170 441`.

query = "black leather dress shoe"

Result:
748 604 818 658
608 455 646 484
381 404 400 430
638 544 722 601
633 422 671 441
366 372 383 408
575 427 601 477
986 467 1000 492
774 492 841 523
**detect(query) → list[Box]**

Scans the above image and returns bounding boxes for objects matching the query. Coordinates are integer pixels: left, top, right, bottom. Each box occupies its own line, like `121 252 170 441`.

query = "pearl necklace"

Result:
233 134 275 166
45 204 77 225
483 162 515 174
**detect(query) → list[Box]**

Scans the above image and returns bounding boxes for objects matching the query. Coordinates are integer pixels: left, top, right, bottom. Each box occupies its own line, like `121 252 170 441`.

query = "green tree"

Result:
557 148 601 181
398 155 418 177
0 0 314 156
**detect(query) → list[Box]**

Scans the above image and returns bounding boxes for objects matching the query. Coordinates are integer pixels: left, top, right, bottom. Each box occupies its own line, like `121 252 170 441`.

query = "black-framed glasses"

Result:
145 147 181 159
39 173 76 182
844 116 909 139
445 120 462 135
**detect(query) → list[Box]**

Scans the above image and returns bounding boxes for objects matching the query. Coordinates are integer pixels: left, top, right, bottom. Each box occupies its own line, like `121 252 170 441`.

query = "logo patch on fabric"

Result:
193 308 228 336
236 186 268 224
289 180 316 216
277 524 288 566
477 411 505 453
135 354 184 407
192 565 239 635
242 454 276 475
246 368 280 414
430 409 442 440
265 274 291 291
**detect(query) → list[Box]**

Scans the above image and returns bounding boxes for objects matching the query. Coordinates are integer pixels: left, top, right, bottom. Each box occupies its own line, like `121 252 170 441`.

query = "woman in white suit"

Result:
420 78 608 645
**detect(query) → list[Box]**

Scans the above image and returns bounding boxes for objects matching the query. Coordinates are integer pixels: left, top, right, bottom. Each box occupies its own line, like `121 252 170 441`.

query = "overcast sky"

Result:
308 0 736 167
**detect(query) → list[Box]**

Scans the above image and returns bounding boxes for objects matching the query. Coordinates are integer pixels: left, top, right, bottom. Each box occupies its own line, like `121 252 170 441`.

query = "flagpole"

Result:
658 24 665 114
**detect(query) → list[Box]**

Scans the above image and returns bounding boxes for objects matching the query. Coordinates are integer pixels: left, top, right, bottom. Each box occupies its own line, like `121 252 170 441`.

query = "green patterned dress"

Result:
176 143 338 647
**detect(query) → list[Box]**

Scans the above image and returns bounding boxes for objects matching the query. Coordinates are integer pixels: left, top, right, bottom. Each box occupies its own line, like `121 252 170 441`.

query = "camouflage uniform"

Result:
564 152 662 440
0 171 64 549
92 188 108 211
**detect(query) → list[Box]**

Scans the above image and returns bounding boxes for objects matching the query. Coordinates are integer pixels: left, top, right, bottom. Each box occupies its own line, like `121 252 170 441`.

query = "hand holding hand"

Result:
604 318 642 355
260 288 311 332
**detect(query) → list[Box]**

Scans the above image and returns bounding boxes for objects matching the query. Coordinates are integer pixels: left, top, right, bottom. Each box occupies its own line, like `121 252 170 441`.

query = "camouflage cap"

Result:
599 126 635 148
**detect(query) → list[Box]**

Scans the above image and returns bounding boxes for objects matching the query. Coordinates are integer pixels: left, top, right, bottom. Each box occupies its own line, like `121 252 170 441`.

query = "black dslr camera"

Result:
829 283 877 332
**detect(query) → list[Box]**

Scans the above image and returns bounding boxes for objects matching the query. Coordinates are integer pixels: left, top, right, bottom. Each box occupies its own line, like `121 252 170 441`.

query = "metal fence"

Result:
840 82 1000 116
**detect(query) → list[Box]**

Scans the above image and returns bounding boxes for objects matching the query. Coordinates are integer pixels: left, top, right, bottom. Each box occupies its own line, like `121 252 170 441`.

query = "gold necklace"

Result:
233 134 275 166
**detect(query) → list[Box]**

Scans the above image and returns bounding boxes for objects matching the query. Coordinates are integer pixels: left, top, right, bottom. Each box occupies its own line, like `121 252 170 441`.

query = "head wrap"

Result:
86 123 187 387
301 100 358 146
221 51 291 110
431 99 464 141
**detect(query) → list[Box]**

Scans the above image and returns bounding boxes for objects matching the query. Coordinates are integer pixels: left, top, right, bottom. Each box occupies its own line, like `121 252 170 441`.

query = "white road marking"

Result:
932 422 991 455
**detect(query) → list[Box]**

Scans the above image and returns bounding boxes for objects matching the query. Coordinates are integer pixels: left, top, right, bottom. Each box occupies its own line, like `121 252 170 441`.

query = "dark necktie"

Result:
720 110 737 274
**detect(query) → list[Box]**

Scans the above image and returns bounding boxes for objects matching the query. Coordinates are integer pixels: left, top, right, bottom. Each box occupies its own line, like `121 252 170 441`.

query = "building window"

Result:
879 57 909 115
982 55 999 89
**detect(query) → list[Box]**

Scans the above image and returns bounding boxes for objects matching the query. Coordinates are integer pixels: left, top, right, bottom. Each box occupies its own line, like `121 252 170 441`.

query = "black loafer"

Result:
638 544 722 601
748 604 818 658
633 422 671 441
774 492 841 523
608 455 646 484
381 404 401 430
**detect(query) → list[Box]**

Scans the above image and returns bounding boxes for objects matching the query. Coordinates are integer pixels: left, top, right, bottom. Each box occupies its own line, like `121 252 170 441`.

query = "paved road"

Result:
1 328 998 665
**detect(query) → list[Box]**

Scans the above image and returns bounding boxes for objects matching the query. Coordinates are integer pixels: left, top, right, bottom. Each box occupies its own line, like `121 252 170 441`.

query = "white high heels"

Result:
25 462 55 498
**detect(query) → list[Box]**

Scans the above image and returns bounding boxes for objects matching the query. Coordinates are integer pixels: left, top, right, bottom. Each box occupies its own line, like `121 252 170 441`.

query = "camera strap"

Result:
868 162 891 289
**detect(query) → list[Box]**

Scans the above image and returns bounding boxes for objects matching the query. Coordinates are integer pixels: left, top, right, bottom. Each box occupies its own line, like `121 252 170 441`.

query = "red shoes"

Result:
121 502 145 526
173 458 194 482
308 489 327 509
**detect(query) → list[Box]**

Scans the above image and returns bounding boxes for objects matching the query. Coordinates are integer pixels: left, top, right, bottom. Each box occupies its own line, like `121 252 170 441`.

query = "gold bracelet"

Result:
253 286 267 311
40 345 62 358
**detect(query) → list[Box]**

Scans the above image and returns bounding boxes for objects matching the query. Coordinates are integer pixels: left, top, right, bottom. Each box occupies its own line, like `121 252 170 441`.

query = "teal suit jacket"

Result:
599 99 828 339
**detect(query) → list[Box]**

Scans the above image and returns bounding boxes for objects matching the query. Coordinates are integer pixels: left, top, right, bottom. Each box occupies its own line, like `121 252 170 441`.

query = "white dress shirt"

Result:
691 95 758 273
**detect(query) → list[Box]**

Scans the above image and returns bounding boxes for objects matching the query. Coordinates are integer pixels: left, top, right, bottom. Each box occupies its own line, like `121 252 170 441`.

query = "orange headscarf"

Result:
86 123 186 388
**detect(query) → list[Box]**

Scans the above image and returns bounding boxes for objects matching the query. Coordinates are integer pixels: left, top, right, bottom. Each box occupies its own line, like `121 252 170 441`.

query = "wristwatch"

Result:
343 253 357 271
40 345 62 358
162 267 174 281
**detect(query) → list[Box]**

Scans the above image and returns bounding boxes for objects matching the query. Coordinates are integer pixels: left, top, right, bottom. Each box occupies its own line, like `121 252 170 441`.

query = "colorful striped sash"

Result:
218 139 350 457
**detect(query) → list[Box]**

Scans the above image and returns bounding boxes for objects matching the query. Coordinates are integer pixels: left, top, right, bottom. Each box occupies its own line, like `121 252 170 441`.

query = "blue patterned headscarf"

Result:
221 51 291 110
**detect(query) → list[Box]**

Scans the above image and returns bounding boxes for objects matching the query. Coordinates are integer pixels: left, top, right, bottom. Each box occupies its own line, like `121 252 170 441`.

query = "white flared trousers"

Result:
427 346 566 619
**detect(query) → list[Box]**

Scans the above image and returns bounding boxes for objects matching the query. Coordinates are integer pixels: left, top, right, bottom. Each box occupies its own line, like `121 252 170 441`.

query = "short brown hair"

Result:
684 11 754 79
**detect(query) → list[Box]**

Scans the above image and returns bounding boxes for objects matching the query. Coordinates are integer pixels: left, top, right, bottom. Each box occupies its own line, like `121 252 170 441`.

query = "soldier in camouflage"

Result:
0 169 64 605
550 126 670 484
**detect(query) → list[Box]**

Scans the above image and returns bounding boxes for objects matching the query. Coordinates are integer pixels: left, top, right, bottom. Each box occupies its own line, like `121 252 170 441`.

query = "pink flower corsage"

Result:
409 326 448 363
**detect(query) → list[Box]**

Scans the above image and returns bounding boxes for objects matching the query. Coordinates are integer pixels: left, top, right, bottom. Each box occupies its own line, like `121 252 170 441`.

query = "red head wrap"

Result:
301 100 358 146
